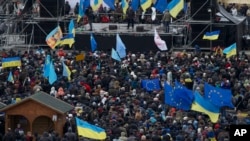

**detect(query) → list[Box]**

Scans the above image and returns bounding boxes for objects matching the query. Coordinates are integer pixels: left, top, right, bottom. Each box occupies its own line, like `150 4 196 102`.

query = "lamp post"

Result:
208 0 213 52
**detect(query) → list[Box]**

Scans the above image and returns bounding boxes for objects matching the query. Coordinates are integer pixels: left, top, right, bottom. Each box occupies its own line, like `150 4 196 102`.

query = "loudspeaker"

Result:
136 26 144 32
190 0 216 21
40 0 65 17
109 25 117 30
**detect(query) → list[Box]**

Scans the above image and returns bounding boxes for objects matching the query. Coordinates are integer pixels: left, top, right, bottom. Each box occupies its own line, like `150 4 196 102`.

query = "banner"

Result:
2 57 21 68
76 54 85 61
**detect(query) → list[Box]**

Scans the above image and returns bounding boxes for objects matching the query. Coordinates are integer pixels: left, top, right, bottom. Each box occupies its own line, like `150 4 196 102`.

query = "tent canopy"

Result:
217 4 246 25
221 0 250 5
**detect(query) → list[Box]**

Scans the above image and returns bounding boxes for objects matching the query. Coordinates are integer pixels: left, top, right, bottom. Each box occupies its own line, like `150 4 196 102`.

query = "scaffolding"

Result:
0 0 69 49
0 0 202 51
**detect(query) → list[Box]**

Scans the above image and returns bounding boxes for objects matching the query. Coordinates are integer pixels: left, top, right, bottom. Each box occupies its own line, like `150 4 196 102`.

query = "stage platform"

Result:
76 23 167 34
0 22 188 52
74 23 187 52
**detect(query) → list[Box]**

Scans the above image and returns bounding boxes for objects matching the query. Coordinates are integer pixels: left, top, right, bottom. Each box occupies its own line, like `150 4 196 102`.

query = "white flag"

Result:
151 7 156 21
154 29 168 51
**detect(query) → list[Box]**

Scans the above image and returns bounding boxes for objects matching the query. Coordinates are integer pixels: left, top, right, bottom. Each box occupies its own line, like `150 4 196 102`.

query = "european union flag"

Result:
174 81 194 103
141 79 161 91
164 82 175 105
204 83 234 108
164 82 193 111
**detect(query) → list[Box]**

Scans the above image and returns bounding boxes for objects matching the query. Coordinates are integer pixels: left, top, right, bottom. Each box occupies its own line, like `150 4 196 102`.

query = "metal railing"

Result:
0 34 26 48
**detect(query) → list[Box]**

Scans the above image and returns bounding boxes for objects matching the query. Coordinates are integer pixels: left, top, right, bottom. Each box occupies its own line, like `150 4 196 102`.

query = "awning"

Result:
222 0 250 4
217 4 245 25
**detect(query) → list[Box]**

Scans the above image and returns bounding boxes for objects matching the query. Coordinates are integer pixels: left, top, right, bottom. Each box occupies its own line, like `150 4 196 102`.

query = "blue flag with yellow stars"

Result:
141 79 161 91
164 82 193 111
204 83 234 108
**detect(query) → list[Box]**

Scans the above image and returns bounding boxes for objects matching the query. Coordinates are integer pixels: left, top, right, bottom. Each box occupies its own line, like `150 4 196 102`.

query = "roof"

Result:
0 102 6 109
0 91 74 114
217 4 245 25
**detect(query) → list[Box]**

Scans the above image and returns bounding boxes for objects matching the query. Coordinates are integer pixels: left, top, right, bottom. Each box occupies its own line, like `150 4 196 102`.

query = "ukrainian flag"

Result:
69 19 75 37
58 34 75 48
45 26 63 49
140 0 152 12
75 117 107 140
78 0 84 22
223 43 237 58
122 0 129 14
91 0 103 11
191 91 220 123
203 30 220 40
62 61 71 81
167 0 184 18
2 57 21 68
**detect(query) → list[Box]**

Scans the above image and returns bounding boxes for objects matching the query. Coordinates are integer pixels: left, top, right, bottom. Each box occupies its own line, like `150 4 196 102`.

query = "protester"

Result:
162 9 171 33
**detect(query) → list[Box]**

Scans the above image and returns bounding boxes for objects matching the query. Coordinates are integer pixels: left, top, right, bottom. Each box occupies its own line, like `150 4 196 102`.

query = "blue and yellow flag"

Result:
154 0 168 13
111 48 121 62
58 34 75 48
7 71 14 83
223 43 237 58
45 26 63 49
62 61 71 81
2 57 21 68
131 0 140 11
140 0 152 12
191 91 220 123
167 0 184 18
76 117 106 140
78 0 84 22
121 0 129 14
69 19 75 37
203 30 220 40
104 0 115 10
91 0 103 11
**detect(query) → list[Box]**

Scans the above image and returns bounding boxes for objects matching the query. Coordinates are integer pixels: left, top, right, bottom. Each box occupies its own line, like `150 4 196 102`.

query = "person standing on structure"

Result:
86 7 94 31
162 9 171 33
126 6 135 30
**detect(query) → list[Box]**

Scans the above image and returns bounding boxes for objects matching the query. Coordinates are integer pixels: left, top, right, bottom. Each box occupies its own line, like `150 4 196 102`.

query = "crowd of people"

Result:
0 1 250 141
0 47 249 141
